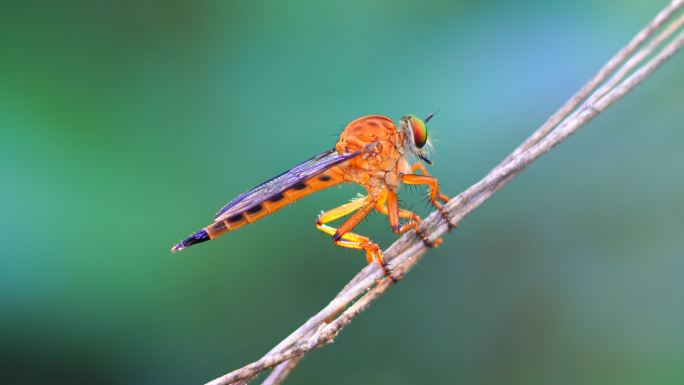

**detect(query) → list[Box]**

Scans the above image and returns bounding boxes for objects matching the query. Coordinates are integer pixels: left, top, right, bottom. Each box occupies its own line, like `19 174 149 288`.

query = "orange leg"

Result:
375 190 442 247
410 163 450 203
316 196 395 280
401 173 453 229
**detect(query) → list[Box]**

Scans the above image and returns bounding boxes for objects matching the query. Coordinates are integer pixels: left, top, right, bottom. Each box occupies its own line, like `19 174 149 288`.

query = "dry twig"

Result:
206 2 684 384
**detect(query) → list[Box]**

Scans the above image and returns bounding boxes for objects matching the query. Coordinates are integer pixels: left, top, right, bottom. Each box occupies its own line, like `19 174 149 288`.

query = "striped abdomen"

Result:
206 168 343 237
171 166 345 252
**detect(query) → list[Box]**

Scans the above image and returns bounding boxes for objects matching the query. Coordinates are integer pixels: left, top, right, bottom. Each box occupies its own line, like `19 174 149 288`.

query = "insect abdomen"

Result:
173 169 345 251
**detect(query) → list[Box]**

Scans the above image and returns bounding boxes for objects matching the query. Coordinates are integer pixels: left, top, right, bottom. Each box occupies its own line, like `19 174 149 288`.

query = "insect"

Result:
172 114 451 279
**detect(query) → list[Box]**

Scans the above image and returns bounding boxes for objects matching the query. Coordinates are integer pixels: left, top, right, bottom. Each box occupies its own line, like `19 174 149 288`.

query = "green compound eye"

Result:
408 114 428 148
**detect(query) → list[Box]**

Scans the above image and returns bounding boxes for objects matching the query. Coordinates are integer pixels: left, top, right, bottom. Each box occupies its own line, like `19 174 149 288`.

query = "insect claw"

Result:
437 206 455 230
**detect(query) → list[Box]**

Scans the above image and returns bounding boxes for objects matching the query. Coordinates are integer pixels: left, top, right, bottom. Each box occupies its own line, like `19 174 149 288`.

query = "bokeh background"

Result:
2 1 683 384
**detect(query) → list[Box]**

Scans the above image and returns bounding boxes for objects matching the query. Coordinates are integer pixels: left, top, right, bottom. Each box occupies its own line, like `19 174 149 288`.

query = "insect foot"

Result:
434 202 455 231
414 224 443 248
363 243 398 283
424 237 444 248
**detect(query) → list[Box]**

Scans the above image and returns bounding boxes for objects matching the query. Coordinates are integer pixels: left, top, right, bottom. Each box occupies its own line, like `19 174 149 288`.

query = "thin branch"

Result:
499 0 683 167
204 2 684 384
583 11 684 110
259 357 301 385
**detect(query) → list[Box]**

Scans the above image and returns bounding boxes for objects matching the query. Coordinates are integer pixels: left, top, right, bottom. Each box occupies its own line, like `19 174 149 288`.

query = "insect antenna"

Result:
424 109 439 123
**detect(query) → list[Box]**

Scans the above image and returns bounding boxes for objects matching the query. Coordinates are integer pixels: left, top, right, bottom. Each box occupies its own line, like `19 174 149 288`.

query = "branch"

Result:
205 2 684 384
499 0 684 167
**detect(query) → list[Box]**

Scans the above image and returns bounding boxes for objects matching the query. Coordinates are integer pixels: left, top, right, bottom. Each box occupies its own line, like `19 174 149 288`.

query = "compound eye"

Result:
409 115 428 148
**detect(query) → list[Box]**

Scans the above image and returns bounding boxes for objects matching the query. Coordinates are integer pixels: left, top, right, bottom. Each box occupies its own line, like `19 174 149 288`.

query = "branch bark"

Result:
206 2 684 384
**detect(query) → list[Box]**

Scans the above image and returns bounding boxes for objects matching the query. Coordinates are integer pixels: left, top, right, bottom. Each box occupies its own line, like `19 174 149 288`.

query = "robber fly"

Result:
172 114 450 278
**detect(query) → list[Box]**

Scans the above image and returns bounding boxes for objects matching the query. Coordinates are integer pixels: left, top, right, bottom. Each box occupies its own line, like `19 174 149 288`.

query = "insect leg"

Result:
315 196 395 280
409 163 449 203
316 196 375 263
400 174 453 229
375 190 442 247
317 195 367 224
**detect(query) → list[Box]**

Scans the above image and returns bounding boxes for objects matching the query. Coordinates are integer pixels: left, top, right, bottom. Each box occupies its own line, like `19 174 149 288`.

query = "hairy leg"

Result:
410 163 450 203
375 190 442 247
400 173 453 228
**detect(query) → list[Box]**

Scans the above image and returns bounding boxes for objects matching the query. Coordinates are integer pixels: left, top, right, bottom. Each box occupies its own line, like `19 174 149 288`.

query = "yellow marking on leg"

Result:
316 223 368 243
315 196 395 279
317 196 367 224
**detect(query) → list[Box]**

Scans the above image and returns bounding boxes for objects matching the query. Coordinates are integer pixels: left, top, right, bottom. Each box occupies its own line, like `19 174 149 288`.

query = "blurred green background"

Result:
2 1 683 384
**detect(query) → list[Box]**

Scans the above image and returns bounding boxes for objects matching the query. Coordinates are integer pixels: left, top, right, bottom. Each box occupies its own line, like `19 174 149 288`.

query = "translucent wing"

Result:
214 148 359 222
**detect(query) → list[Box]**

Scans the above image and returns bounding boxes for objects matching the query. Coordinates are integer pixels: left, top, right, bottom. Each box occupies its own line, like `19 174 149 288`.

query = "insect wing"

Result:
214 148 358 222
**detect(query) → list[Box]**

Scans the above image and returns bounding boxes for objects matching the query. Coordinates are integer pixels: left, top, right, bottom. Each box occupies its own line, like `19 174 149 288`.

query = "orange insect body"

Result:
173 114 450 279
336 115 409 192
